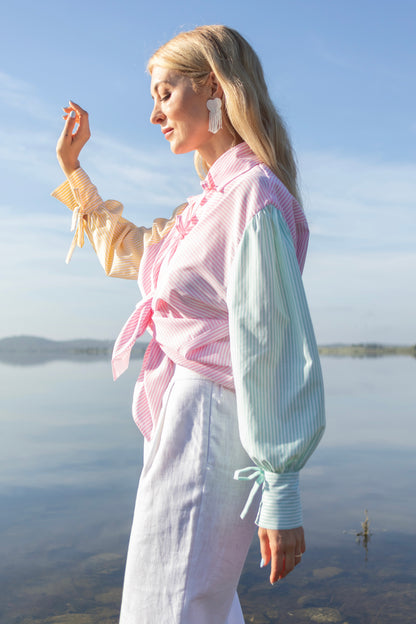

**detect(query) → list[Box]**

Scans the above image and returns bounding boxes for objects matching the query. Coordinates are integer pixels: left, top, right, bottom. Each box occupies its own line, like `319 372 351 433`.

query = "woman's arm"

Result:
53 102 184 278
227 205 325 583
52 168 184 278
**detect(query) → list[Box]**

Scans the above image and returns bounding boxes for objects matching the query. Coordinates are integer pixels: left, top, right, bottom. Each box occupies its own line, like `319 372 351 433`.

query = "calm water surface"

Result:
0 356 415 623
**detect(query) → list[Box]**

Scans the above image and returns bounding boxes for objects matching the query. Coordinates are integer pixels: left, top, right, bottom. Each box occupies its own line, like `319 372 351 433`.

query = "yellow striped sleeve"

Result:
51 168 185 280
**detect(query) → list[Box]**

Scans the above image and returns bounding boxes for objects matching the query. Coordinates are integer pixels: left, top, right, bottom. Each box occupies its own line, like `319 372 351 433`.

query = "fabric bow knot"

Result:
111 294 154 381
65 188 91 264
234 466 265 519
65 188 107 264
66 205 85 264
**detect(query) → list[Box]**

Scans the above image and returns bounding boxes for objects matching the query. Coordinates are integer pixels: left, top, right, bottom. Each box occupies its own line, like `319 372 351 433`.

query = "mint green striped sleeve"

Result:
227 205 325 530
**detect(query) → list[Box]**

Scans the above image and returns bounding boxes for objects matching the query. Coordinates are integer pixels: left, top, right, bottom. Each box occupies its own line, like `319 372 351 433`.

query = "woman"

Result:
53 25 325 624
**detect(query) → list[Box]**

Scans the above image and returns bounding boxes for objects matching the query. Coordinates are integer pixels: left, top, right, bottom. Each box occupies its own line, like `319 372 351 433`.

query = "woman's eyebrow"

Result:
151 80 171 99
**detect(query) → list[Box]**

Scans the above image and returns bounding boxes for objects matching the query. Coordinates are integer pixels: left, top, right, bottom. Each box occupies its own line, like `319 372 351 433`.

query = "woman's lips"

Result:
162 127 174 139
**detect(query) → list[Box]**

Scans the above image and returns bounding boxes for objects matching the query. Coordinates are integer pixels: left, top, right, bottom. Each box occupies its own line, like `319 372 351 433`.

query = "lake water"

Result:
1 355 415 624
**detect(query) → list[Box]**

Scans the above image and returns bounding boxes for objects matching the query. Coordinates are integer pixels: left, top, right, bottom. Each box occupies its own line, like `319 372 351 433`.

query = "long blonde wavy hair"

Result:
147 25 301 204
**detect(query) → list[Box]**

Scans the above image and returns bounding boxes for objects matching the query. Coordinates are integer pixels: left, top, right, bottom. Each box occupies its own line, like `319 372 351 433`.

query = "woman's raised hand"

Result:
56 101 91 178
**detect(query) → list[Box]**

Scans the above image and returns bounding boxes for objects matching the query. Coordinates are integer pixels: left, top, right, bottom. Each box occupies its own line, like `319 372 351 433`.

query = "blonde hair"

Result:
148 25 301 204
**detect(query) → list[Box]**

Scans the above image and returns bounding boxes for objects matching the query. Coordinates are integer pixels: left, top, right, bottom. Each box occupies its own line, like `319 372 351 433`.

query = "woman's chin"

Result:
170 145 186 155
169 141 194 156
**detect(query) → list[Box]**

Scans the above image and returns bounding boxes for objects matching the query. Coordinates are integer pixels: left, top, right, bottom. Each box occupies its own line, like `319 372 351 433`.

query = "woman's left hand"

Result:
258 526 305 584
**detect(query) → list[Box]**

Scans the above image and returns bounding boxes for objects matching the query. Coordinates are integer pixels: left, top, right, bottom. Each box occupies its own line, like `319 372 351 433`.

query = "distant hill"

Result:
0 336 414 366
318 343 416 358
0 335 148 366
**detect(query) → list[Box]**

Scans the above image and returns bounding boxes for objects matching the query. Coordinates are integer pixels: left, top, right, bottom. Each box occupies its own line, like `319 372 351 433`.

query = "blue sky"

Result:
1 0 415 344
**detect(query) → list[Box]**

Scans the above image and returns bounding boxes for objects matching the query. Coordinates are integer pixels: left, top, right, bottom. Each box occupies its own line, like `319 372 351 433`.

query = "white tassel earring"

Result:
207 98 223 134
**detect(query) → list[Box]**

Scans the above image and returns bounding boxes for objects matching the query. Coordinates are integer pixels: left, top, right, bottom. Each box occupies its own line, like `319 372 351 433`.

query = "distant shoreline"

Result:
0 336 414 365
318 343 415 358
0 336 147 366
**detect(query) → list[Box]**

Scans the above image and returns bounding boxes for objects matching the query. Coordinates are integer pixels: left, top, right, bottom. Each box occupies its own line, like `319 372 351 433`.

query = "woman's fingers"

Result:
57 112 77 154
69 100 89 127
258 526 305 585
67 101 91 142
258 527 271 568
62 110 78 138
269 535 285 583
294 532 306 568
56 101 91 178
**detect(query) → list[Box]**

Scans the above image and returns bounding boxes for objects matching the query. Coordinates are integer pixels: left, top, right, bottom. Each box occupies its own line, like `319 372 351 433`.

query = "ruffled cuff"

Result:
256 471 302 530
51 168 93 209
51 168 104 263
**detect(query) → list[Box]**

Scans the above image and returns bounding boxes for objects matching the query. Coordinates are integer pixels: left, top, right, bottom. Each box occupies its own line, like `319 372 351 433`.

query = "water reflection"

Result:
0 357 415 623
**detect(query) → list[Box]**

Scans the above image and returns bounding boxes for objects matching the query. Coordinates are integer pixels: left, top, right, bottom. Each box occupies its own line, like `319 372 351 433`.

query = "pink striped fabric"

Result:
111 143 309 440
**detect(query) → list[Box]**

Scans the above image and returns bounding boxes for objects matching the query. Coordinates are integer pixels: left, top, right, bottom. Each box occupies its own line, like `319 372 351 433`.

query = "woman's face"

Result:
150 66 212 155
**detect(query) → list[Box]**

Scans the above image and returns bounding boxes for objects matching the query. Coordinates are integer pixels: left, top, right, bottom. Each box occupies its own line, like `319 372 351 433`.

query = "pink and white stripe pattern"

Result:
111 143 310 440
52 142 325 527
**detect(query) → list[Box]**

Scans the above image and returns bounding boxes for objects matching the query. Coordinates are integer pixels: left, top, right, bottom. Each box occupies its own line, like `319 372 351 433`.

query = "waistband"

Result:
173 364 213 382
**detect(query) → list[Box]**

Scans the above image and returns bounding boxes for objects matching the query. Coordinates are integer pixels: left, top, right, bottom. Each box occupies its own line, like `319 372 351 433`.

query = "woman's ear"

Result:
208 72 223 99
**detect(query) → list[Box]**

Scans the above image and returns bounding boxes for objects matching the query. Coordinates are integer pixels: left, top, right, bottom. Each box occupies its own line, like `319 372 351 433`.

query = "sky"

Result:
0 0 415 345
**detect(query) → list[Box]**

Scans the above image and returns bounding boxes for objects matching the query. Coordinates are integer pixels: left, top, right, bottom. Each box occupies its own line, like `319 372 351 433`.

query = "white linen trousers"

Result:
119 365 260 624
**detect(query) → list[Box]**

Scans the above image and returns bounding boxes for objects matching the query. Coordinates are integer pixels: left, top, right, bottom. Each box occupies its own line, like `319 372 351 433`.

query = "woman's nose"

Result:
150 101 165 125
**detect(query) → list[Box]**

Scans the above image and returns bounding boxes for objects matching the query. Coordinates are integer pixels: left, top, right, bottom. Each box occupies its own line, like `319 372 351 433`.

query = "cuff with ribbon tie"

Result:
51 168 113 264
234 468 302 530
65 187 89 264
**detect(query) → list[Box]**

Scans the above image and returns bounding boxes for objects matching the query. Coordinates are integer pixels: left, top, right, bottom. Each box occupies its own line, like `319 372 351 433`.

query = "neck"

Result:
198 129 242 168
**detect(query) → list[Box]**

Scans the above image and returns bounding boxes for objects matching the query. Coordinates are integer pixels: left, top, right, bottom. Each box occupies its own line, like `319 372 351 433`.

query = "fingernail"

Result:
70 111 76 119
272 580 279 586
260 558 265 568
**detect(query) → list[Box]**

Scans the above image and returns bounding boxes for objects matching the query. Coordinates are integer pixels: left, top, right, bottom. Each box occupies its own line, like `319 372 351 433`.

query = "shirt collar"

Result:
200 142 261 193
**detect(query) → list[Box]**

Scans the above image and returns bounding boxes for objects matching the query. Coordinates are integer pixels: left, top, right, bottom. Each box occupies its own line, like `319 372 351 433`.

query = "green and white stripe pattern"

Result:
228 206 326 530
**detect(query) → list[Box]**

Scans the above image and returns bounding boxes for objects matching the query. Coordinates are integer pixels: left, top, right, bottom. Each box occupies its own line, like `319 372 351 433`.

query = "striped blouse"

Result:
52 142 325 530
